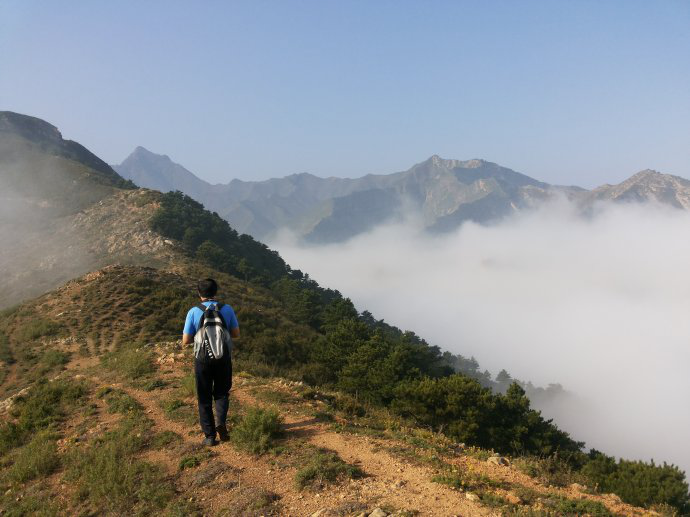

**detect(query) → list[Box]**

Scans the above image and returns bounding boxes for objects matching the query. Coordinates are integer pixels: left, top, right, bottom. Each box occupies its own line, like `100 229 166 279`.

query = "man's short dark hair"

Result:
197 278 218 298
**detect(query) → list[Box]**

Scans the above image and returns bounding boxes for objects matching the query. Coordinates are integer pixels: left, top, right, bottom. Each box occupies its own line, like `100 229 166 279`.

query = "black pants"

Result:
194 357 232 438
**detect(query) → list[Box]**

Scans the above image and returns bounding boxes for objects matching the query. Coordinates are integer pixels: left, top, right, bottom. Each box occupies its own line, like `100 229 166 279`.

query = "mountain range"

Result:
1 110 689 514
114 146 690 244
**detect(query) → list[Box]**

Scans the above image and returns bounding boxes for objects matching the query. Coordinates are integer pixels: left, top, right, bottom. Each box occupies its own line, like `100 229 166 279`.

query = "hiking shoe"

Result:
216 424 229 442
202 436 217 446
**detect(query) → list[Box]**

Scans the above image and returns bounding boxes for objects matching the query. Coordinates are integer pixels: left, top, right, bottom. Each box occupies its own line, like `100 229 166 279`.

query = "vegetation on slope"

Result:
146 191 690 513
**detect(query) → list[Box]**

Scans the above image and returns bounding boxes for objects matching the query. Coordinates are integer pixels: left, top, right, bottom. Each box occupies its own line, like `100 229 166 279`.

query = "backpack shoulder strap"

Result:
197 304 209 331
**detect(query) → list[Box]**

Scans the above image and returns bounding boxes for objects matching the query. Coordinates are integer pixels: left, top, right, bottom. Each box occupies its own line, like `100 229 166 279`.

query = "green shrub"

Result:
294 449 363 489
0 422 24 455
432 468 506 491
515 454 583 487
160 397 197 425
151 430 182 449
230 407 283 454
66 416 175 514
582 452 690 513
17 319 62 341
0 379 87 455
479 492 508 507
101 344 155 379
0 331 13 364
179 373 196 398
542 494 612 516
0 492 59 517
178 448 213 471
8 431 59 482
97 387 143 414
40 349 70 369
179 455 202 470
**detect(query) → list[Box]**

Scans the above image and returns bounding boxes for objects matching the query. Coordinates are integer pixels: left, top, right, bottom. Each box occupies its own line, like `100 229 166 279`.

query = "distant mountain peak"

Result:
621 169 689 188
1 111 130 188
425 155 489 170
629 169 662 180
0 111 63 143
126 146 173 163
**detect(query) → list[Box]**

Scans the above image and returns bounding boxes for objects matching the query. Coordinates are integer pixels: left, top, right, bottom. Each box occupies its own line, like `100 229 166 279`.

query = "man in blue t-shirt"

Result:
182 278 240 446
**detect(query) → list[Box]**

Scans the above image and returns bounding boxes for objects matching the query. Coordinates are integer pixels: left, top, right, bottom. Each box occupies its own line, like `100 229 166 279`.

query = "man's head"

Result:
197 278 218 299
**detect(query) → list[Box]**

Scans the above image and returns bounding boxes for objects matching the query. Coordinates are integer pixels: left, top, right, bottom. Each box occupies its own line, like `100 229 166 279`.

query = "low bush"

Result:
151 430 182 449
97 387 143 414
582 452 690 513
17 319 62 342
295 448 363 489
432 468 507 492
101 343 155 379
0 491 59 517
40 349 70 369
7 431 59 483
66 416 177 514
515 454 584 487
178 373 196 398
0 331 13 364
230 407 283 454
542 494 612 516
178 448 213 471
160 397 197 425
0 379 86 454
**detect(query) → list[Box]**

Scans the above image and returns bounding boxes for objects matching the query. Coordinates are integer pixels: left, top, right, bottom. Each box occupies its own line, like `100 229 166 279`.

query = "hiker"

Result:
182 278 240 446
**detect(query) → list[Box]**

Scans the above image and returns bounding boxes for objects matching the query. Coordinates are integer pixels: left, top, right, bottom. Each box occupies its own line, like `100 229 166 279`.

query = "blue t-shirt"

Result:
183 301 239 336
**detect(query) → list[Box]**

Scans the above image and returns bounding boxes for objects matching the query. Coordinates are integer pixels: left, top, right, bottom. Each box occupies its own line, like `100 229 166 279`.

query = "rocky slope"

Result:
584 169 690 209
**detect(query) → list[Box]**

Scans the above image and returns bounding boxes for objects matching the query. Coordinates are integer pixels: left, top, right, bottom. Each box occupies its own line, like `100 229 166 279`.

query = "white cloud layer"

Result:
273 199 690 474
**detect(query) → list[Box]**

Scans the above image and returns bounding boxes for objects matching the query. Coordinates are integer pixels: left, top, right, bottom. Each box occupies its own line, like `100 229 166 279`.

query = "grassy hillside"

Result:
0 266 683 516
0 112 688 515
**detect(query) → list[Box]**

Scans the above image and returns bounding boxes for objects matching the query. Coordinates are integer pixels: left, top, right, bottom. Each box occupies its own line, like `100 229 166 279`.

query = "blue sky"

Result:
1 1 688 186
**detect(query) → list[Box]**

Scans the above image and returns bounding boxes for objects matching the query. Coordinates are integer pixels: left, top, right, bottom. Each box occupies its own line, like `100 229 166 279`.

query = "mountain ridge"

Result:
116 146 689 243
115 149 578 242
2 111 689 514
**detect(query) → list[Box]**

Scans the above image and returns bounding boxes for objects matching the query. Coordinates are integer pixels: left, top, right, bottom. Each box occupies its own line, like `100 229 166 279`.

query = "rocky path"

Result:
114 369 489 517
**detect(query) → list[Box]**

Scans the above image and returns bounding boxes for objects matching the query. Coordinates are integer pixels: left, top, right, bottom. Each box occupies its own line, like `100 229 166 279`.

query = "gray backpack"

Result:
193 303 232 362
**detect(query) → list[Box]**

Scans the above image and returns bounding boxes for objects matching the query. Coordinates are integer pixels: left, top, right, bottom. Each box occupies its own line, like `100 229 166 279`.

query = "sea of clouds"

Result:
273 199 690 474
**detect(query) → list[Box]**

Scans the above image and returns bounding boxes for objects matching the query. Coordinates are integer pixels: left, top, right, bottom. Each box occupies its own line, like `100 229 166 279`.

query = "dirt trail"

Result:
113 374 486 517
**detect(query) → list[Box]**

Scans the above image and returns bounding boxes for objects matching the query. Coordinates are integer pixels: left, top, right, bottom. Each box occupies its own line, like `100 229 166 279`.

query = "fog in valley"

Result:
0 153 101 307
274 199 690 475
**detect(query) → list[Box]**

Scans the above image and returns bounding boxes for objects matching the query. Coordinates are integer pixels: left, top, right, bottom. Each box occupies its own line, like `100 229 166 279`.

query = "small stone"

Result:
310 509 327 517
569 482 586 491
368 509 388 517
505 493 522 504
487 456 510 466
465 492 480 502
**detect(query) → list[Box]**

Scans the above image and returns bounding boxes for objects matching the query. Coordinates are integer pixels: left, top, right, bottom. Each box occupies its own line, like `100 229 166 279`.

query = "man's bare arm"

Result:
182 333 193 345
231 327 240 339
